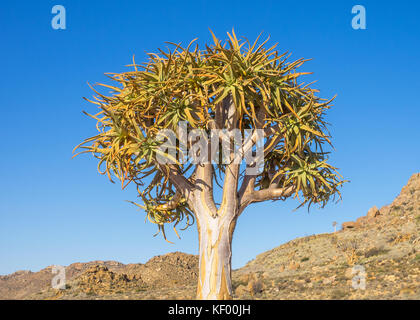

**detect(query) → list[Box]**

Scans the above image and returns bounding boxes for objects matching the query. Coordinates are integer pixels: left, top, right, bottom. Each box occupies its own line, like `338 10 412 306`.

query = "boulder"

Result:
342 221 358 229
235 284 248 297
367 206 380 219
247 279 264 295
356 216 368 225
288 261 300 271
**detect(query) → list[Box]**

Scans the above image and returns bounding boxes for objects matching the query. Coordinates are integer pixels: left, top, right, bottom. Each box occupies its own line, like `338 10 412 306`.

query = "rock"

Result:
342 204 383 231
235 284 248 297
344 268 354 279
399 287 417 296
322 275 336 285
239 273 251 284
356 216 368 225
72 263 83 271
13 270 32 276
76 265 145 295
384 275 397 282
367 206 380 219
399 173 420 198
278 265 285 272
310 276 323 282
288 261 300 271
247 279 264 295
342 221 359 229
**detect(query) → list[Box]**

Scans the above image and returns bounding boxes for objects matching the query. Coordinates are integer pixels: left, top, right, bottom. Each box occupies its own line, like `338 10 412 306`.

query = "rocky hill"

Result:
0 252 198 300
1 173 419 300
234 173 419 299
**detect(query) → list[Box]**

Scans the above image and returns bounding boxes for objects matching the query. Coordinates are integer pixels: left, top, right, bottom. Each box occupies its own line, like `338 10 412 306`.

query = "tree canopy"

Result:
74 30 345 241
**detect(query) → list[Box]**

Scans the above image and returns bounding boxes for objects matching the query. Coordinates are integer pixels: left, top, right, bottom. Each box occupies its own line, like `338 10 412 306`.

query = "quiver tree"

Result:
74 30 345 300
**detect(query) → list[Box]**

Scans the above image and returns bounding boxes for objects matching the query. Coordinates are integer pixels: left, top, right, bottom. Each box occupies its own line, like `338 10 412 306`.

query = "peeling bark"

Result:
196 208 237 300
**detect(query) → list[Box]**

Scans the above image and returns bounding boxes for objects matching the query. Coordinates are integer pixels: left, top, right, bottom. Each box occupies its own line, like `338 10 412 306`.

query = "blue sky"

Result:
0 0 419 275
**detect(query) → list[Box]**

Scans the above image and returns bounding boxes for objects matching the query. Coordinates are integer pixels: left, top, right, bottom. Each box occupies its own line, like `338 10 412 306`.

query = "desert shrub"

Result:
232 279 247 290
364 247 390 258
336 240 360 265
248 279 264 296
331 289 348 299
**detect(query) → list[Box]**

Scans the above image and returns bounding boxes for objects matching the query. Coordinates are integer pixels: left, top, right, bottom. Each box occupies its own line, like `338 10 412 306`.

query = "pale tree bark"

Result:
159 95 294 300
194 95 239 299
195 206 237 299
191 180 294 299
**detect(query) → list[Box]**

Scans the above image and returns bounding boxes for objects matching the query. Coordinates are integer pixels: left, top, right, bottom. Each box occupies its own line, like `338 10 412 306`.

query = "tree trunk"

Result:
196 211 237 300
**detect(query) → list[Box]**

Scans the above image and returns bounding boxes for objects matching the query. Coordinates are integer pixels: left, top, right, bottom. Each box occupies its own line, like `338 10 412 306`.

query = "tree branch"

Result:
219 95 240 217
237 106 265 204
158 164 196 208
156 190 182 210
238 185 295 216
195 163 218 217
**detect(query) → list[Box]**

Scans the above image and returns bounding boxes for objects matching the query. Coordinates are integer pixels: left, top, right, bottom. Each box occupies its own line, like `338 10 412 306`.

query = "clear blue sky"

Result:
0 0 419 275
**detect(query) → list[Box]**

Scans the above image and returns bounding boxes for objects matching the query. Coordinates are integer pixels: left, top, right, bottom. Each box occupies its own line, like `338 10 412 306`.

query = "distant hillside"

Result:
0 252 198 300
1 173 419 300
233 173 419 299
